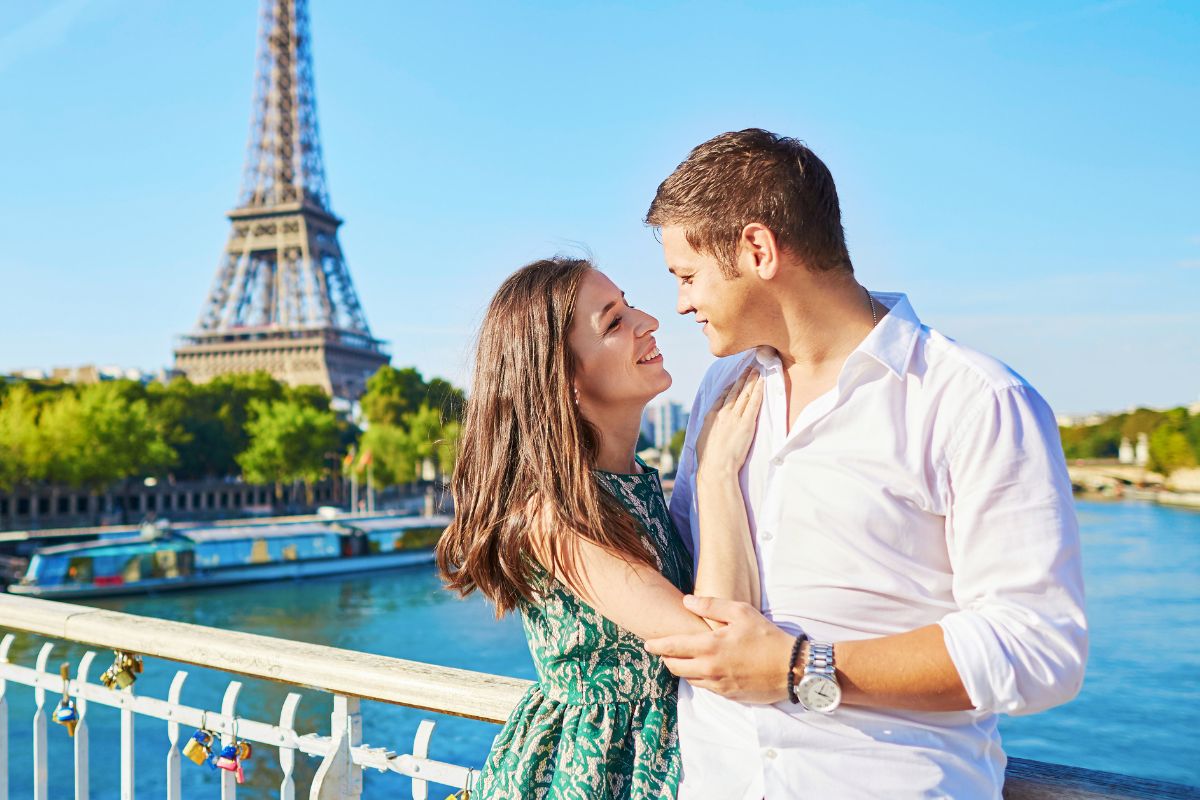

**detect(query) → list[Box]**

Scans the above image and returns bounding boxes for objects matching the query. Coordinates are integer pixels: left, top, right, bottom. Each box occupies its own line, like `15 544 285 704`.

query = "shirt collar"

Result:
751 292 922 380
859 292 922 380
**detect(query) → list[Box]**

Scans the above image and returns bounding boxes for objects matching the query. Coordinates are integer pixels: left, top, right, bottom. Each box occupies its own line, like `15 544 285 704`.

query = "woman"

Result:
437 256 761 799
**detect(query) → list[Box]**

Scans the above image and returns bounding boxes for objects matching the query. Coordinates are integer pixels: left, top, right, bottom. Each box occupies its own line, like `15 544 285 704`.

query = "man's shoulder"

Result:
695 350 759 403
919 327 1032 398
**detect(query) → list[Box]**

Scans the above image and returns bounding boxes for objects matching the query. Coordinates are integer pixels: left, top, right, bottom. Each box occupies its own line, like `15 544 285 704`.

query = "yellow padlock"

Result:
182 730 213 765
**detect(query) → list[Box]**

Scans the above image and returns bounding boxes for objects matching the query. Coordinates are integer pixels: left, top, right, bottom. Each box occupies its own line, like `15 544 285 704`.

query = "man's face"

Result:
661 226 757 357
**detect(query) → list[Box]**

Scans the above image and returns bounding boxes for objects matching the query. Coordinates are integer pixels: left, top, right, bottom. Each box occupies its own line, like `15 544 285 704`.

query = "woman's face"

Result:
568 270 671 413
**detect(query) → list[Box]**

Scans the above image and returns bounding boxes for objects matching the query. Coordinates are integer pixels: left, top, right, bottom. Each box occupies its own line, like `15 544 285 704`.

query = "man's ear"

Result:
738 223 780 280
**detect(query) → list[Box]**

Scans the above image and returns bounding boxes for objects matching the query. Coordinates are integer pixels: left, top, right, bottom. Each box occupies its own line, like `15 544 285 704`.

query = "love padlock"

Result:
52 663 79 737
100 651 142 690
182 729 214 766
215 741 252 784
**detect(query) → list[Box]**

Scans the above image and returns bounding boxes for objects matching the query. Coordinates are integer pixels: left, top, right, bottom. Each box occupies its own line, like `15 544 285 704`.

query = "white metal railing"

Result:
2 594 1196 800
0 594 531 799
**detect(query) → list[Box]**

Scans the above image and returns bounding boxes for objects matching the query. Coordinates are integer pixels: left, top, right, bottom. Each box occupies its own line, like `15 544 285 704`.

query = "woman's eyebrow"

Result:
598 292 627 319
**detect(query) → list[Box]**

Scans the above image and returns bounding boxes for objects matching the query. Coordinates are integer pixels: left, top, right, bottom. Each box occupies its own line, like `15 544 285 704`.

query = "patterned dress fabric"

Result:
477 465 694 799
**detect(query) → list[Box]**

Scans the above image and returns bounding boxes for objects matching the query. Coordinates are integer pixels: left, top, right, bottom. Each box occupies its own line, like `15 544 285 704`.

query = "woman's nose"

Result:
634 308 658 335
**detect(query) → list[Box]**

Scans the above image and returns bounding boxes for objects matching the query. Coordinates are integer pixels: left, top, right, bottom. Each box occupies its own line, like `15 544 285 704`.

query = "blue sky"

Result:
1 0 1196 414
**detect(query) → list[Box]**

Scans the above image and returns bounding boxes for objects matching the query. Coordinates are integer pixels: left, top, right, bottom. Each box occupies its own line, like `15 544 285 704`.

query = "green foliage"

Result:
360 366 465 427
1058 424 1121 460
358 403 461 487
0 385 48 489
1146 409 1198 474
1060 405 1200 474
0 365 463 492
39 382 175 488
236 398 339 486
668 428 687 463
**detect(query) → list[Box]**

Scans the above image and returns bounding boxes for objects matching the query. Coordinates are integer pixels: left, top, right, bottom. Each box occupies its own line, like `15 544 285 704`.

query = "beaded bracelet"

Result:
786 633 808 704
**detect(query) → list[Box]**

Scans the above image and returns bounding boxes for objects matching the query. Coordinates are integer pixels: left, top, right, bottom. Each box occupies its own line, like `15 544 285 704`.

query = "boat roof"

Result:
181 523 334 543
31 514 452 555
336 515 451 532
35 535 186 557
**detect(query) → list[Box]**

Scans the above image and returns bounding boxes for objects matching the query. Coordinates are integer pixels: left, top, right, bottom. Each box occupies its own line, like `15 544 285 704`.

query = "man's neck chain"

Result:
866 288 878 327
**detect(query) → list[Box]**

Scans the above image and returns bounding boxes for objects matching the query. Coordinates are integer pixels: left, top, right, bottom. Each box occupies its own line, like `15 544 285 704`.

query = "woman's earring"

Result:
573 387 580 406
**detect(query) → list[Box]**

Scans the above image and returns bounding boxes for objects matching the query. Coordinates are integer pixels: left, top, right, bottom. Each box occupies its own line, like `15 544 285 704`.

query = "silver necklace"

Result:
866 288 878 326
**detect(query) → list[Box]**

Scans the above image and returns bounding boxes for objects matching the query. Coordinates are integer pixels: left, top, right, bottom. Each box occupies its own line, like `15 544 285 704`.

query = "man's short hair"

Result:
646 128 852 277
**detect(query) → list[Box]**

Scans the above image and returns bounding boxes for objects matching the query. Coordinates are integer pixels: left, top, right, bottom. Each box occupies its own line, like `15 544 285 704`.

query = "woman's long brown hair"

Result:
436 257 655 615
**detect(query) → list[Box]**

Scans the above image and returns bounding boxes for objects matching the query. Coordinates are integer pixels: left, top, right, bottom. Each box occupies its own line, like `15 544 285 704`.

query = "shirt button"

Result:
770 456 784 467
760 530 774 541
764 748 778 759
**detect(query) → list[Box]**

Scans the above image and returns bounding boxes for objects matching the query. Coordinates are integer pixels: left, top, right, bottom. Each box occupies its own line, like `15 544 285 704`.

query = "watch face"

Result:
798 674 841 713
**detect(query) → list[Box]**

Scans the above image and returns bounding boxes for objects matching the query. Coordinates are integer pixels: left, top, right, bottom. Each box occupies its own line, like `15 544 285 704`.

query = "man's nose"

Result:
676 289 693 316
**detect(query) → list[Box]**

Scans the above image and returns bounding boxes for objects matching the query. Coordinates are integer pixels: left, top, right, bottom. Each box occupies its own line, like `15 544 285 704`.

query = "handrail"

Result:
2 593 1197 798
0 593 530 723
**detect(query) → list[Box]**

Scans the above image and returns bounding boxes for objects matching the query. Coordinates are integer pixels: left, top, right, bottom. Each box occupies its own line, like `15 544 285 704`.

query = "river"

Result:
3 499 1197 797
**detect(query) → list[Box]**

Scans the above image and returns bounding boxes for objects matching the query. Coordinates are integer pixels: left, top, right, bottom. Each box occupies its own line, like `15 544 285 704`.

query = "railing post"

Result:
120 658 136 800
165 671 188 800
219 681 243 800
310 694 362 800
74 650 98 800
278 692 302 800
0 634 14 800
33 643 53 800
411 719 435 800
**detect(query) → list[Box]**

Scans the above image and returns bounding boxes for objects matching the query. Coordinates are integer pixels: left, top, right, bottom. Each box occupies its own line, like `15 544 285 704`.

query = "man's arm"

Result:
647 383 1087 714
645 596 971 710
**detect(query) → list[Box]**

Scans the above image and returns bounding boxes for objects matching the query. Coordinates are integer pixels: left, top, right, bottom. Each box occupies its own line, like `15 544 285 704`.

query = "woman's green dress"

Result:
477 465 694 799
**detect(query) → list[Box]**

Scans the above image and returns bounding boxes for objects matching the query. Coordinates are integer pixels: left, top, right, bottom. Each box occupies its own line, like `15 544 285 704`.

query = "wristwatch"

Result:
796 640 842 714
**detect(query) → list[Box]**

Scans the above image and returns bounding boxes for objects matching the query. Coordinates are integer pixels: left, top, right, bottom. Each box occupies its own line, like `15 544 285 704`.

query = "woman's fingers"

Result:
733 371 760 415
723 368 749 411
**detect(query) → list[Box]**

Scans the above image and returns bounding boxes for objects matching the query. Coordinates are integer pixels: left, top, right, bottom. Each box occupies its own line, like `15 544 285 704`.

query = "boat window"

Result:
66 557 94 584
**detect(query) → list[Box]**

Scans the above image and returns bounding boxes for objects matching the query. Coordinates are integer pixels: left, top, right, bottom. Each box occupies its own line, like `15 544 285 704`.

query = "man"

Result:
642 129 1087 798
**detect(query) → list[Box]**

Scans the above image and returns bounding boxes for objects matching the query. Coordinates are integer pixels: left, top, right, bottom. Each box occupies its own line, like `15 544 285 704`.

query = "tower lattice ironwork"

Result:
174 0 388 399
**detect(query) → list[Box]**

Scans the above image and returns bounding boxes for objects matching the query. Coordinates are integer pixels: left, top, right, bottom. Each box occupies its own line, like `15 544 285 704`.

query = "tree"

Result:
358 422 418 487
237 398 339 495
147 372 291 479
669 428 687 463
0 385 49 490
39 383 175 489
361 366 428 427
1147 409 1197 475
360 366 467 427
359 404 461 487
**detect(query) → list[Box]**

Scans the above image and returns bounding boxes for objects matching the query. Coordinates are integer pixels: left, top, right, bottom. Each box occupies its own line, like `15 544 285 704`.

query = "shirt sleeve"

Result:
936 383 1088 716
668 386 708 562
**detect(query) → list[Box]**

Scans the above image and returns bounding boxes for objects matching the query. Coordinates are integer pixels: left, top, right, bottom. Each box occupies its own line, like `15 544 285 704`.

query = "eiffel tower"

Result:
173 0 389 400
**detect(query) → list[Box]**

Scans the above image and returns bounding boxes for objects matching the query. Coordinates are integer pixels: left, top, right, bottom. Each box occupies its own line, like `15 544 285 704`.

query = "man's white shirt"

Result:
669 293 1088 799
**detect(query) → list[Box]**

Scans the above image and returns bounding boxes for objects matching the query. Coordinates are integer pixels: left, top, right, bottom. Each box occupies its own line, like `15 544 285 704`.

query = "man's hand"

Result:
644 595 796 704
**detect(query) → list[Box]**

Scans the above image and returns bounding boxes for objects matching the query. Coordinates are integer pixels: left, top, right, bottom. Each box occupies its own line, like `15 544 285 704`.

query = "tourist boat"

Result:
5 514 450 599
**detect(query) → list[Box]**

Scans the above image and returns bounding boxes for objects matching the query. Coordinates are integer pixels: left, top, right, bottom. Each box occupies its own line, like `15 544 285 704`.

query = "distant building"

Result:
6 364 181 385
1119 437 1135 464
1135 433 1150 467
645 400 688 451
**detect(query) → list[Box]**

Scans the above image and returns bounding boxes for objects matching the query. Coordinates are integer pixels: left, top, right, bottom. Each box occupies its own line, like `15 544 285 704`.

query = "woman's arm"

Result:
556 368 763 640
693 369 762 609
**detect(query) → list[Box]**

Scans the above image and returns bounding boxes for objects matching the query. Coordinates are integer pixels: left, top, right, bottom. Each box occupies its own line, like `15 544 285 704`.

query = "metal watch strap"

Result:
806 641 836 681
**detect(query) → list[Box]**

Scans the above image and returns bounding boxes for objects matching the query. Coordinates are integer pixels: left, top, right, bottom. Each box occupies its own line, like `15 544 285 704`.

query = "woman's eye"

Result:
607 316 621 332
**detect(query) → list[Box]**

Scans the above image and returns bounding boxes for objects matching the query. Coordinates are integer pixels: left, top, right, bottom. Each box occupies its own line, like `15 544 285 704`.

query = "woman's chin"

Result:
647 368 672 398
